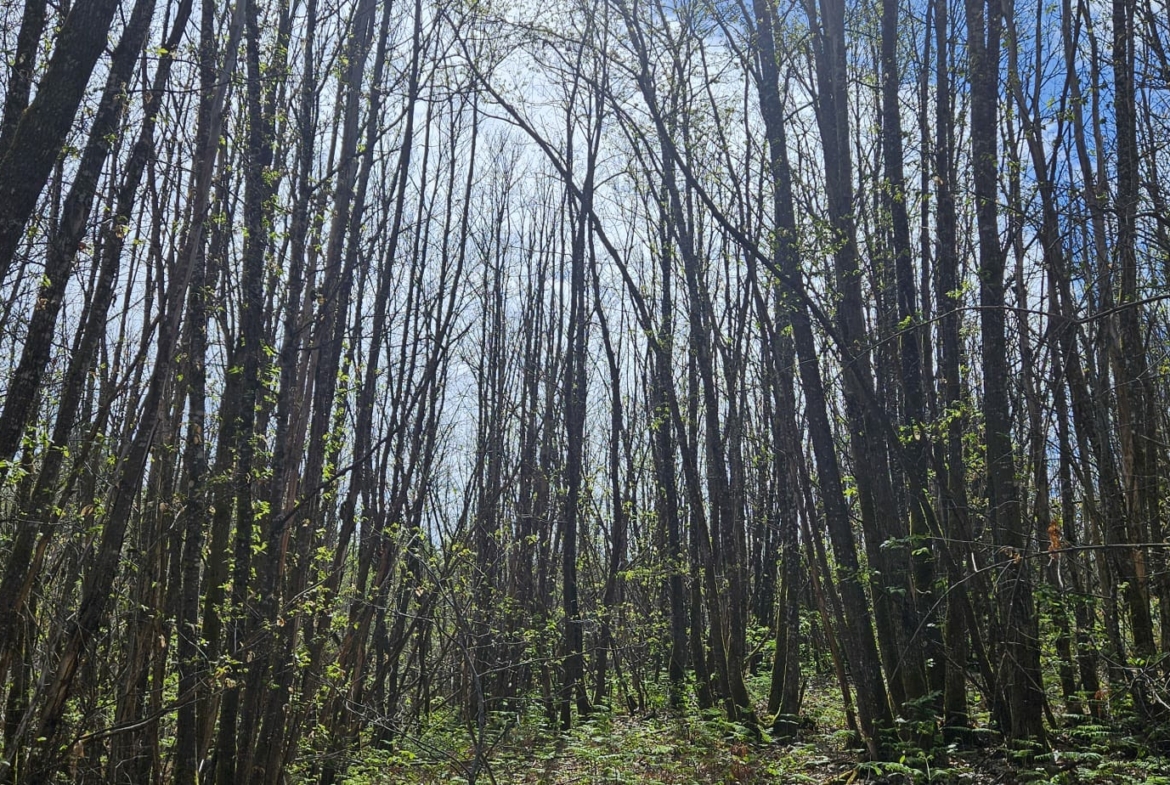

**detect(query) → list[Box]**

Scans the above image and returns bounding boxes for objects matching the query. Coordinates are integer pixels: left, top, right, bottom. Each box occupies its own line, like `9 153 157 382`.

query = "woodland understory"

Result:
1 0 1169 782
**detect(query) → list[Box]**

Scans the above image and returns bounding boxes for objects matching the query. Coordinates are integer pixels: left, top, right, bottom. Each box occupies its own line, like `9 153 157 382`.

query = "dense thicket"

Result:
1 0 1169 781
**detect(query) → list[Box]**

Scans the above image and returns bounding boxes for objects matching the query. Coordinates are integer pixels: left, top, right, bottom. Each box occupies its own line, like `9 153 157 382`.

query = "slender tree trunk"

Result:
1109 0 1161 686
0 0 120 283
0 0 48 157
965 0 1046 742
0 0 156 476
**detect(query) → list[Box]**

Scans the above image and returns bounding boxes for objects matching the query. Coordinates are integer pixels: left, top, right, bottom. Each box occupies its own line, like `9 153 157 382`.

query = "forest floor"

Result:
349 683 1170 784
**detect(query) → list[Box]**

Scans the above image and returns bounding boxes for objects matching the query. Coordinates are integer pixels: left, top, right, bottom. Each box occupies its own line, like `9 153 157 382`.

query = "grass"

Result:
329 681 1170 785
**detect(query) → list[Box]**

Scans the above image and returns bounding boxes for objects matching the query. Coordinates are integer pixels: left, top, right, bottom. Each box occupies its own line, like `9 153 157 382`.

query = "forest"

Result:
0 0 1168 781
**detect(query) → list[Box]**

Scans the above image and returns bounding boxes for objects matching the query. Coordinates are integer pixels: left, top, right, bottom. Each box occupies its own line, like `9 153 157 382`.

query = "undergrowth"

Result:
326 680 1170 784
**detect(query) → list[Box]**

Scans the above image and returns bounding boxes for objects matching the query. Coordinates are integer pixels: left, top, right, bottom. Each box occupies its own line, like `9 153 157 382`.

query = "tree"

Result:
3 0 1170 779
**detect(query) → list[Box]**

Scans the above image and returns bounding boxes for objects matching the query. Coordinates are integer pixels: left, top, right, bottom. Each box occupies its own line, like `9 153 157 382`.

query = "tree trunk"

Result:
965 0 1046 743
0 0 120 283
